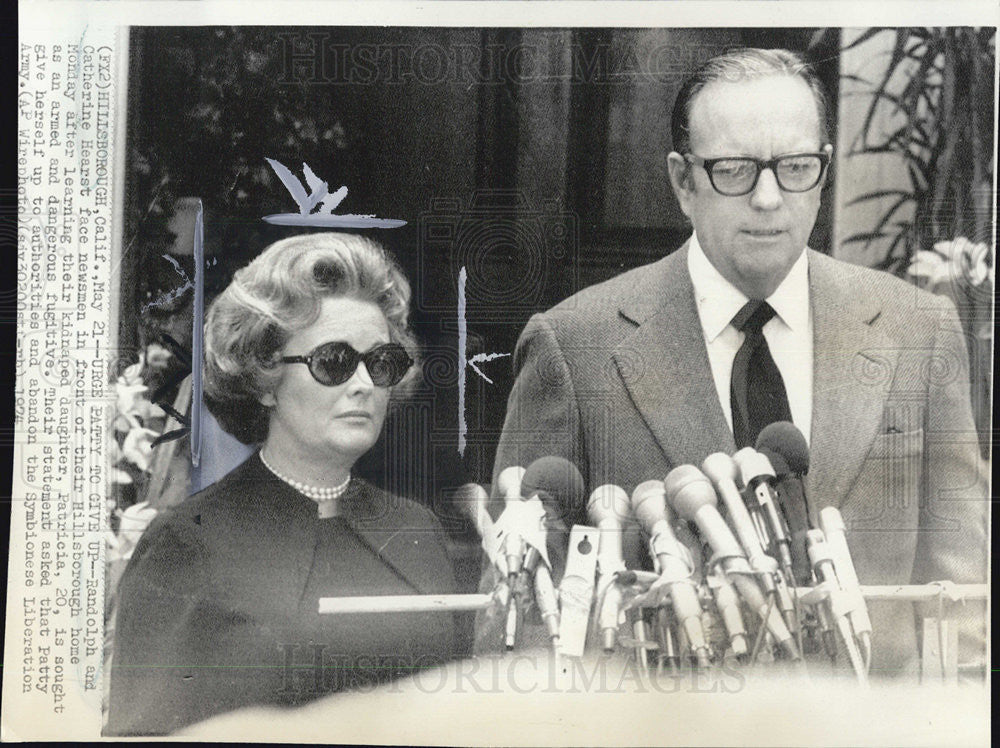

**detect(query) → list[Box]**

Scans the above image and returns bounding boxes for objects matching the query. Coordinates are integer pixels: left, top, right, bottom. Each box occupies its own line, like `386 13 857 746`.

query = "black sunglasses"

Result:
280 342 414 388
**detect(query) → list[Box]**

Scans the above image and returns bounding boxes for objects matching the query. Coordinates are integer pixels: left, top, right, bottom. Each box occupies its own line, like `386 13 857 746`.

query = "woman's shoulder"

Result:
136 455 276 548
350 477 446 531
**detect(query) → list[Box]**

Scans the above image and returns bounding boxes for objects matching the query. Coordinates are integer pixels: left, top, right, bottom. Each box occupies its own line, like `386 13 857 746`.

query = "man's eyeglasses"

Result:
684 152 831 196
280 342 414 388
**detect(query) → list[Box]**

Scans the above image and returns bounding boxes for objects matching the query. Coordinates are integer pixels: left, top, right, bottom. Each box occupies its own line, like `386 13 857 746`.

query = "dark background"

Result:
120 27 840 522
119 30 843 641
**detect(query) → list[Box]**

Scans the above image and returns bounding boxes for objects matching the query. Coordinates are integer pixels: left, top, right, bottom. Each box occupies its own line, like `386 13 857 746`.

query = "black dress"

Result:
107 454 458 735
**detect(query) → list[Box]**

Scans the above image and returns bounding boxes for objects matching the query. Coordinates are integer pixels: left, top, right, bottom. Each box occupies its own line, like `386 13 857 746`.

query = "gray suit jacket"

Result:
485 244 987 674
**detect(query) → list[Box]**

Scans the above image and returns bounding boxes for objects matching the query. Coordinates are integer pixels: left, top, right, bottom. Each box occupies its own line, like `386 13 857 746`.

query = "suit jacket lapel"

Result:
807 251 897 514
613 244 736 469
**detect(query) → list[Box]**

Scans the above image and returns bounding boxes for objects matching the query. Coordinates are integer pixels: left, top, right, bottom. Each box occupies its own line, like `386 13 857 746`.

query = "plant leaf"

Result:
841 231 893 244
845 189 914 207
151 428 190 449
841 27 888 52
155 332 192 368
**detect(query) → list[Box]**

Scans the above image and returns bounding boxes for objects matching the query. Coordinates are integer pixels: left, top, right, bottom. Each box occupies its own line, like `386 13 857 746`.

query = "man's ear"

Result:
667 151 694 219
259 391 276 407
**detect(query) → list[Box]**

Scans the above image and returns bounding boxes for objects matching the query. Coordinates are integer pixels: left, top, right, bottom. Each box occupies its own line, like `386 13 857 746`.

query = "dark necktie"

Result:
729 301 792 448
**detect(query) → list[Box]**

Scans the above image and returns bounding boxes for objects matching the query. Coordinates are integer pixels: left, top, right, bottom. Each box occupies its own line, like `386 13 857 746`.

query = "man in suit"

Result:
485 48 987 674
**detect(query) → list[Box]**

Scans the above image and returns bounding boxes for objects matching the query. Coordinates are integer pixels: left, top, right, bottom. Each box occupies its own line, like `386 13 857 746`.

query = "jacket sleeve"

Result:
106 515 212 736
491 313 587 521
911 295 988 666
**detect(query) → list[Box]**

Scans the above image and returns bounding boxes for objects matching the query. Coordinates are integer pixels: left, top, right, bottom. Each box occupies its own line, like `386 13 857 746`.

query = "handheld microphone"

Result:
732 449 795 582
521 456 586 515
587 484 630 652
631 480 711 668
706 571 749 658
701 453 780 583
664 465 799 661
756 448 811 586
756 421 809 475
516 457 585 644
805 529 869 685
819 507 873 670
492 466 529 579
454 482 500 568
756 422 812 585
493 465 527 500
519 498 560 643
732 449 803 639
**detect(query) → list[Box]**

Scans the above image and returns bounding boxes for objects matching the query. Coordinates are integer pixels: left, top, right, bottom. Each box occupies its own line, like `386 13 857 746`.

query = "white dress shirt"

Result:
686 232 813 445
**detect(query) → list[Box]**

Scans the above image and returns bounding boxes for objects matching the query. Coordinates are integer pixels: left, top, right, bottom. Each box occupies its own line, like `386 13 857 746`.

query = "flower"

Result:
115 501 159 560
145 342 173 371
908 237 993 290
113 353 166 431
108 439 134 484
115 354 150 418
121 426 160 472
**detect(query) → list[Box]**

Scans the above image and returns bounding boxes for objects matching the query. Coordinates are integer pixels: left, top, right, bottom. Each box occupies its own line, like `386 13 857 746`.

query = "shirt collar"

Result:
687 231 810 341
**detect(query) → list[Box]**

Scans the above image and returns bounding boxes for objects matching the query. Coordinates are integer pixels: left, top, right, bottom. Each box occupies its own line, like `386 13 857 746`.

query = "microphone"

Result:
587 484 630 652
493 465 527 500
706 571 749 658
520 497 560 643
756 422 812 585
454 482 497 563
664 465 799 661
520 455 586 516
454 482 491 534
732 449 802 639
732 449 795 583
701 453 780 582
819 507 873 670
805 529 869 685
492 465 530 579
756 448 810 586
515 457 585 644
631 480 711 668
756 421 809 475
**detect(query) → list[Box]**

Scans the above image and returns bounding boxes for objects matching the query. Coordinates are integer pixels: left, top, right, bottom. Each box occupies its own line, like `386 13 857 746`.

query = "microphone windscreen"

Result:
756 421 809 474
630 480 669 533
587 484 630 526
701 452 740 487
521 456 586 515
493 465 526 500
663 465 717 521
453 482 489 519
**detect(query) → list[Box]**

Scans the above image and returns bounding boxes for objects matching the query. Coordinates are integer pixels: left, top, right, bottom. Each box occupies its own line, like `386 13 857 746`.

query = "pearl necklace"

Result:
259 450 350 502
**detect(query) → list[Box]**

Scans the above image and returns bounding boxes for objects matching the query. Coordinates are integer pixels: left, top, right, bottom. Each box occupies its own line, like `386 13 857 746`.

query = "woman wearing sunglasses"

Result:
108 233 458 735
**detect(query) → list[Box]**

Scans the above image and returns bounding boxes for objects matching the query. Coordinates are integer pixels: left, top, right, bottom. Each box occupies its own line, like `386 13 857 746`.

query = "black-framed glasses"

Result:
685 151 831 196
280 342 414 387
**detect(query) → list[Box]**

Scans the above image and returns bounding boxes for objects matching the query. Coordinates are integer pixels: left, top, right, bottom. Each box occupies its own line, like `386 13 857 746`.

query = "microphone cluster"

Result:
473 423 874 685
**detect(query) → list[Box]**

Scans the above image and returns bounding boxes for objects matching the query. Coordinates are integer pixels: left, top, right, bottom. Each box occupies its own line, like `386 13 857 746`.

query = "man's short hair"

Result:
671 48 831 155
